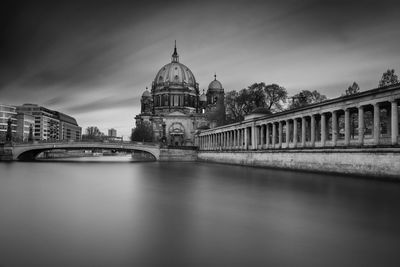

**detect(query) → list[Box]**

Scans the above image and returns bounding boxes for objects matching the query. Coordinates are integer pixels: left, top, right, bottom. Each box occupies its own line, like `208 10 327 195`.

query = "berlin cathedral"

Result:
135 43 226 146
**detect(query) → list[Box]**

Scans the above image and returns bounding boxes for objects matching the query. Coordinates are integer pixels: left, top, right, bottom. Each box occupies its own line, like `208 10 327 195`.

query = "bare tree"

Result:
289 90 327 109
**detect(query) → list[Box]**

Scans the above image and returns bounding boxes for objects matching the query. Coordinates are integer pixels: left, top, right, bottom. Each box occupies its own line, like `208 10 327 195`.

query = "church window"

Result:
174 95 179 106
164 95 169 106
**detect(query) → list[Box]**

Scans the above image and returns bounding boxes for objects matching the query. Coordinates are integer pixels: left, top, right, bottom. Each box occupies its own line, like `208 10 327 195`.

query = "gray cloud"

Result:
65 96 140 114
1 0 400 138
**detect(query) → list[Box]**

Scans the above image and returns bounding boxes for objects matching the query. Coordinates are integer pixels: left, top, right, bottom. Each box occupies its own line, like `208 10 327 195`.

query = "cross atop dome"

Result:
214 73 217 80
172 40 179 63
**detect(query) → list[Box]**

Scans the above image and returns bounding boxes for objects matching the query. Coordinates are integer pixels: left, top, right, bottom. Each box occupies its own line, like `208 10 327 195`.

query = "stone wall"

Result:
197 148 400 179
159 148 197 161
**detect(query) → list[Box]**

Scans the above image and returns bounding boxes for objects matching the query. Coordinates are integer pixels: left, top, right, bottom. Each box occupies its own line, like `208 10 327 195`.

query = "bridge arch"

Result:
12 142 161 161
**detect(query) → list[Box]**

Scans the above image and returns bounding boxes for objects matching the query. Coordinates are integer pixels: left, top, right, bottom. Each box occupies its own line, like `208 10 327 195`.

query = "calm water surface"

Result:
1 160 400 266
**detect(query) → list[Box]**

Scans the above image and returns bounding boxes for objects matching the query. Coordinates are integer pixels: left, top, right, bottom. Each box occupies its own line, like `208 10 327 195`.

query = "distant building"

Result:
0 104 17 141
58 112 82 141
16 113 34 142
16 104 81 141
108 128 117 137
134 43 226 146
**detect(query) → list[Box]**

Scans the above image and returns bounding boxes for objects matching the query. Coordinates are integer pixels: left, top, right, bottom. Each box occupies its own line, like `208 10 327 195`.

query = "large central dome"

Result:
153 43 196 87
150 43 200 115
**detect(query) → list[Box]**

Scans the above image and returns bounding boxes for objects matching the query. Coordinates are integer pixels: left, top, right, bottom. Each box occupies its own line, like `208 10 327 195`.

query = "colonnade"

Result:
198 98 399 151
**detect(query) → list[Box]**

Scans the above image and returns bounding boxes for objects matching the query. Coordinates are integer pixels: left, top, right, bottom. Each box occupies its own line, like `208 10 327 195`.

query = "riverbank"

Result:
197 147 400 180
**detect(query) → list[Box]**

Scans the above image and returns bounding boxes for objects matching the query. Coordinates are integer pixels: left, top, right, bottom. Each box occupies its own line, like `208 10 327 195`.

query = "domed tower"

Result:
206 74 225 127
151 42 200 115
140 87 153 114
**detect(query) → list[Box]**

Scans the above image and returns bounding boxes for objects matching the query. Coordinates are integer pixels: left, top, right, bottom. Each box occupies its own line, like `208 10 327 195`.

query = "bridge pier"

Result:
0 144 13 161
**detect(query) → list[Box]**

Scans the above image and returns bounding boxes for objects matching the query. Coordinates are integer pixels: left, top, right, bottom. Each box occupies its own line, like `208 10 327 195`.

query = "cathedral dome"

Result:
208 74 223 90
153 43 196 88
154 62 196 87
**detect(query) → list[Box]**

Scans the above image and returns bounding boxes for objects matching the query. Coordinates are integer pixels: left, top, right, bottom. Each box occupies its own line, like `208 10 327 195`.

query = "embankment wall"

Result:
159 148 197 161
197 148 400 179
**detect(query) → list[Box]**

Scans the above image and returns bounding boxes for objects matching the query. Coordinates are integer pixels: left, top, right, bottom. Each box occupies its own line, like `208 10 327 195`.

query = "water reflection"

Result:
0 162 400 266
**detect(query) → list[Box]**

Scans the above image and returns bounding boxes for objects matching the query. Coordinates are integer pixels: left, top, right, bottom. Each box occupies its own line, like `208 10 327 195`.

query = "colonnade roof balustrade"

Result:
197 84 400 150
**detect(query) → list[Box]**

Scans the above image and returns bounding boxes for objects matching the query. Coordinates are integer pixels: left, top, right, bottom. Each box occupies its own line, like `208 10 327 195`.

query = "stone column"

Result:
301 117 306 147
244 128 248 149
238 129 241 148
225 132 228 149
285 119 290 147
321 113 326 147
227 131 229 149
293 118 298 147
232 130 236 149
260 125 265 149
251 124 256 149
213 134 216 150
332 111 338 146
373 103 380 145
230 131 233 149
272 123 276 148
266 124 270 148
231 131 234 148
392 100 399 145
241 129 245 149
236 129 239 148
254 127 258 148
278 121 282 148
358 106 364 145
310 115 315 147
344 109 350 146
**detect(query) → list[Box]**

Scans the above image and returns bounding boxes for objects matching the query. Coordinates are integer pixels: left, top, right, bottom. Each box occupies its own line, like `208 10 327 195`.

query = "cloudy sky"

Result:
1 0 400 138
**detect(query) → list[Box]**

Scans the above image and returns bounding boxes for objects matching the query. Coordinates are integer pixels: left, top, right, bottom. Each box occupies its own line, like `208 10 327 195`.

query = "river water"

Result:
1 160 400 266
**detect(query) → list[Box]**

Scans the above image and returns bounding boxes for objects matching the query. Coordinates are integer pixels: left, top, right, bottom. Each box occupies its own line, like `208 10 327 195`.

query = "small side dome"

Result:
142 87 151 98
208 74 223 90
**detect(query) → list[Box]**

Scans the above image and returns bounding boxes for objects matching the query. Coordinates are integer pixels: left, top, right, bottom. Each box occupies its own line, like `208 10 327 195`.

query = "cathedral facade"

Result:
134 44 225 146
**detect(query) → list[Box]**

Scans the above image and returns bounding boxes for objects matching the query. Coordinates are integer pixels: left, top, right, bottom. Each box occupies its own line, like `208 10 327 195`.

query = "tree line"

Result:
225 69 398 123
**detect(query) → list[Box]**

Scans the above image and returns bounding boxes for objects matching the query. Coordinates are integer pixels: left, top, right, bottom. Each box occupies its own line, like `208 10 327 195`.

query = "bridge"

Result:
8 141 161 161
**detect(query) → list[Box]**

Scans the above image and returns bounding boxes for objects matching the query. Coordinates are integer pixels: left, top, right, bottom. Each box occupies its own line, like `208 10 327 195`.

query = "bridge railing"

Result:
9 139 160 147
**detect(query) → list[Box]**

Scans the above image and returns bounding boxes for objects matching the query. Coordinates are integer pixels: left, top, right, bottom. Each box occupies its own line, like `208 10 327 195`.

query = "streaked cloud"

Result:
1 0 399 138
